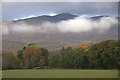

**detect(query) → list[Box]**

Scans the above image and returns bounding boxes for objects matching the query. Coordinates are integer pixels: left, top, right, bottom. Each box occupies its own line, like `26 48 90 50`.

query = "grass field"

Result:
2 69 118 78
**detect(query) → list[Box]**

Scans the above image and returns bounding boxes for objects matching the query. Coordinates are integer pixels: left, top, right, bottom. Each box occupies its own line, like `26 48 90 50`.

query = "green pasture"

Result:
2 69 118 78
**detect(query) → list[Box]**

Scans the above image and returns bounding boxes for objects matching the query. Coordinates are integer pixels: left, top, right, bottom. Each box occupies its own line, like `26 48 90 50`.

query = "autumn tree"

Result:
2 52 21 70
49 46 89 69
17 44 49 68
17 50 24 63
49 54 62 68
88 40 120 69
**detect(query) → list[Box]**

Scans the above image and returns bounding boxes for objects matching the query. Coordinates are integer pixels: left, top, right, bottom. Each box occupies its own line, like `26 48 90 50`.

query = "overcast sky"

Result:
2 2 118 21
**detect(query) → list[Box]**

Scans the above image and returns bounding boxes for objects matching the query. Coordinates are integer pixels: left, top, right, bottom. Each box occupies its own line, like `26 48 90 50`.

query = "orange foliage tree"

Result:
76 46 88 52
23 45 46 68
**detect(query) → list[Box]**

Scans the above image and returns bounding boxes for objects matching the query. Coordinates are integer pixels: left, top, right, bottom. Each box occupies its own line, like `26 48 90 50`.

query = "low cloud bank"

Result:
2 16 118 35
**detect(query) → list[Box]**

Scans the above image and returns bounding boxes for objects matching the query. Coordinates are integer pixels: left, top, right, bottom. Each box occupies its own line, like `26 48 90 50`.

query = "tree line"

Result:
2 40 120 70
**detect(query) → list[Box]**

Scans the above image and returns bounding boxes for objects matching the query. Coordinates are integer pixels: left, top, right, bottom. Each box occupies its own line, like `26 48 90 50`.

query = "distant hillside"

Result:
2 13 118 55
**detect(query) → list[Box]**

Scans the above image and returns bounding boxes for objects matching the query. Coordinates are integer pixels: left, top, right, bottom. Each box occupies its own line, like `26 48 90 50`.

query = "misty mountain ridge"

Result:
2 13 118 54
13 13 78 25
12 13 114 25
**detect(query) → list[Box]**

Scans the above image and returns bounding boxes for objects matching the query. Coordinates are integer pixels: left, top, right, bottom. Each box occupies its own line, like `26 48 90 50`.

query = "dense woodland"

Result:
2 40 120 70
